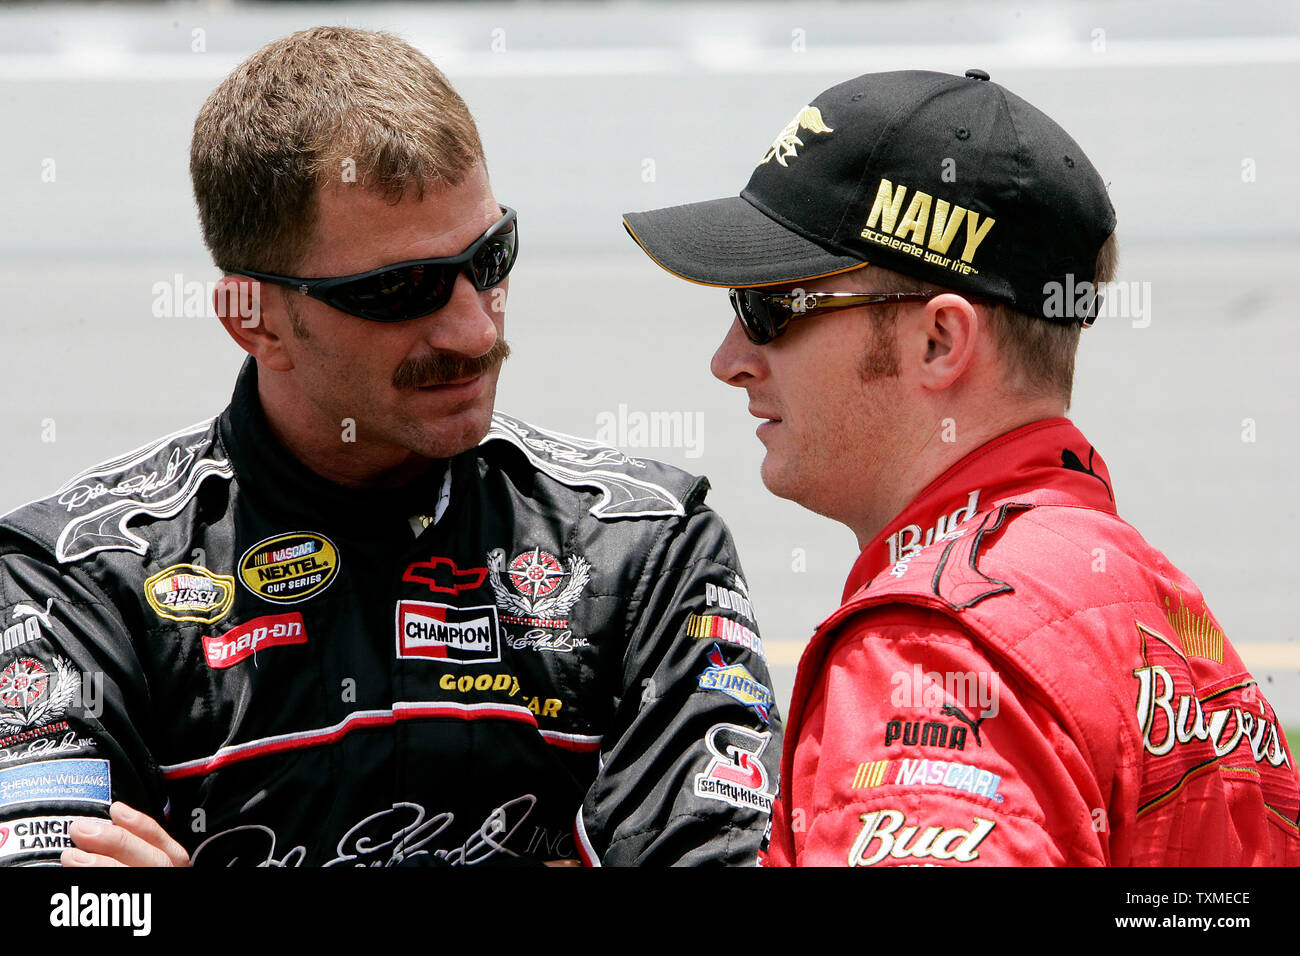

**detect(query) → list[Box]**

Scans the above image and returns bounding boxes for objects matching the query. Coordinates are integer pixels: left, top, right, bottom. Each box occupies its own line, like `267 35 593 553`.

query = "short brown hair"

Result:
984 232 1118 405
191 26 484 275
851 233 1118 404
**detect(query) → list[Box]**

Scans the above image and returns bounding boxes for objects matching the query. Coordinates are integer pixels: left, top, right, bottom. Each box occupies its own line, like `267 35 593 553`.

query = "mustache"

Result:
392 338 511 389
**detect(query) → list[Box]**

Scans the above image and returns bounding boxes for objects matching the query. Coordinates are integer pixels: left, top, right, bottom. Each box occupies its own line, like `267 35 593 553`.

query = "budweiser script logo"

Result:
848 808 996 867
1134 624 1288 768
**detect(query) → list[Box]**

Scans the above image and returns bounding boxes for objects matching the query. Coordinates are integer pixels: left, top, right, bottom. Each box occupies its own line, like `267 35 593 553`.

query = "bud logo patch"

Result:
1132 621 1294 817
144 564 235 623
239 533 339 604
396 601 501 664
848 809 995 867
202 613 307 669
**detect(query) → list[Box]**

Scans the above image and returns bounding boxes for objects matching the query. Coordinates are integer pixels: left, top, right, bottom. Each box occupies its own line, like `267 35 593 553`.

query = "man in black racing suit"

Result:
0 27 778 867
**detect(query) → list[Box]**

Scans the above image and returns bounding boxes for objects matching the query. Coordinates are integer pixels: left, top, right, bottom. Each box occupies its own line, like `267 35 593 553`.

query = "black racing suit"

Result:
0 361 779 866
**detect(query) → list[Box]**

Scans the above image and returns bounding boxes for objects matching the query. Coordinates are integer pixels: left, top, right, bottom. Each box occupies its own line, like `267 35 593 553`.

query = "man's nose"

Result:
425 273 500 357
711 317 763 386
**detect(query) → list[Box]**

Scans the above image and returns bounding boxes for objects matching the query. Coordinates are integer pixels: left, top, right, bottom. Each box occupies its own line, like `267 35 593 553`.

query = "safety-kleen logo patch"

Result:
144 563 236 624
396 600 501 664
238 532 339 604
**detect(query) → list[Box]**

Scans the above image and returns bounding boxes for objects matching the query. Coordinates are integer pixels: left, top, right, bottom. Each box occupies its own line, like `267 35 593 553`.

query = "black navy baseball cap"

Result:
623 69 1116 323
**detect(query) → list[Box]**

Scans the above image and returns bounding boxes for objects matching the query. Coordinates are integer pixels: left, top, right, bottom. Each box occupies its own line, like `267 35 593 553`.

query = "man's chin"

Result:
419 412 494 459
395 393 496 459
401 373 501 455
759 456 804 506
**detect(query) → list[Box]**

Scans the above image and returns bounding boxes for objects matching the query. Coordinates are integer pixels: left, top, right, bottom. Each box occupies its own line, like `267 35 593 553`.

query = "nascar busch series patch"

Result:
486 547 590 629
396 600 501 664
693 723 774 814
698 644 774 723
239 532 339 604
144 563 235 623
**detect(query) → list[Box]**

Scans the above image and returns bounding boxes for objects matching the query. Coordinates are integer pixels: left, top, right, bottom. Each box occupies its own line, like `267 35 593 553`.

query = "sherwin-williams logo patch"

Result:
239 533 339 604
202 613 307 670
0 758 111 810
144 564 235 624
396 600 501 664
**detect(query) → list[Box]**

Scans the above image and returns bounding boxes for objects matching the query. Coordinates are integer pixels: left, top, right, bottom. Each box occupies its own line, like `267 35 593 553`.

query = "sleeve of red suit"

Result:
778 604 1111 866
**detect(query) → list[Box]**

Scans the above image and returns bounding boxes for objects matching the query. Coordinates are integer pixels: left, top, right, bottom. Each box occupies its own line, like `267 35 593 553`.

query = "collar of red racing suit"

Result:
840 417 1120 602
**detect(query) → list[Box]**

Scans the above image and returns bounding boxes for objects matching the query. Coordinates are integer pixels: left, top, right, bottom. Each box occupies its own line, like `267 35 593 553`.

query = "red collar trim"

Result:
842 418 1117 600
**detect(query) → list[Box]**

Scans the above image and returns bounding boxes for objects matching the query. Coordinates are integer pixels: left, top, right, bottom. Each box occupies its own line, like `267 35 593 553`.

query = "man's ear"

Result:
914 293 981 392
213 276 294 371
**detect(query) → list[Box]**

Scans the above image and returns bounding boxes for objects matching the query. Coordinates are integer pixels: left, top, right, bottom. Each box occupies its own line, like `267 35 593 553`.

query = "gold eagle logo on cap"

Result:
759 106 834 167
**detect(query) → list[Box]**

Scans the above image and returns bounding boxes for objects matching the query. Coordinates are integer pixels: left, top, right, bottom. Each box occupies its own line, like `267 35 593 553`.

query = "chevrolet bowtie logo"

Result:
759 106 834 167
402 556 488 594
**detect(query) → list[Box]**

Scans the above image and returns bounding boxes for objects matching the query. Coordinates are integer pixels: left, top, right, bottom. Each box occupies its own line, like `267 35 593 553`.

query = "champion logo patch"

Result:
396 601 501 664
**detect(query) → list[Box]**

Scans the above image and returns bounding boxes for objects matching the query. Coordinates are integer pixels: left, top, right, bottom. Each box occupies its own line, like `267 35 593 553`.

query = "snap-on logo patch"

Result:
202 613 308 669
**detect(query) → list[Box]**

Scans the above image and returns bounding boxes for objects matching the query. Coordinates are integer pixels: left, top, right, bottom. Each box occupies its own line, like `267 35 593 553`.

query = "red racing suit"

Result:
768 418 1300 866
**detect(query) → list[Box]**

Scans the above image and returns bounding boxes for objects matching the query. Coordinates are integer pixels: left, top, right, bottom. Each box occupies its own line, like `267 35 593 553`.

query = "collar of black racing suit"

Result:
217 357 458 541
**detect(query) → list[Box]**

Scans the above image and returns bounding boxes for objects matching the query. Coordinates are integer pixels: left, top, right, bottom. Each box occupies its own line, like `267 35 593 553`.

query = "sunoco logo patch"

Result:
239 532 339 604
144 563 236 624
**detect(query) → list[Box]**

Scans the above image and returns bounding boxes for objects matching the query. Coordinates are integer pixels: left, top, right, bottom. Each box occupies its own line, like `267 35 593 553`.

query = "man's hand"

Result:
61 801 191 867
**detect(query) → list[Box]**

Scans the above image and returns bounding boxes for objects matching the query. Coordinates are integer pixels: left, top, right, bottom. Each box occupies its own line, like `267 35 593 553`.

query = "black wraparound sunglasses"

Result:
729 287 940 345
222 206 518 323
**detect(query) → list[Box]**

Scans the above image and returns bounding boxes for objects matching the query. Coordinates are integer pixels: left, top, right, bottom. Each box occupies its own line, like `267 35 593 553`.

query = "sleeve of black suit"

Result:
575 500 781 865
0 537 162 866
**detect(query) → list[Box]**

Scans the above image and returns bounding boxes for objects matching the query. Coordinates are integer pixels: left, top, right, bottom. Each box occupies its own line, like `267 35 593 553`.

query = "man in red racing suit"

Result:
622 67 1300 865
769 418 1299 866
